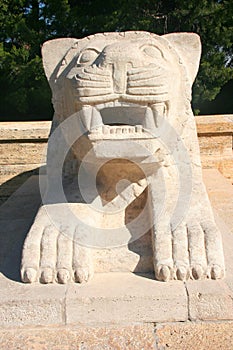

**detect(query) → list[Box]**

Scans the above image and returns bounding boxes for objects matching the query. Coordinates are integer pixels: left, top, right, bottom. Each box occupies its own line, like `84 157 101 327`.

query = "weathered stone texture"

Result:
0 324 155 350
1 322 233 349
186 280 233 321
156 322 233 350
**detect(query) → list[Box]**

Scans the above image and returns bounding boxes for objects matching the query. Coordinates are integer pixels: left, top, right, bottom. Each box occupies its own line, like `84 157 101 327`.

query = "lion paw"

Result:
153 218 225 281
21 206 93 284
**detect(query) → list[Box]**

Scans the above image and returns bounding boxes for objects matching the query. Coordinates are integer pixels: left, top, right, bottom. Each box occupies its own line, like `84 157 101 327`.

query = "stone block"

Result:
196 115 233 180
186 279 233 321
0 281 66 327
66 272 188 324
196 115 233 134
0 121 50 140
0 324 155 349
156 321 233 350
0 142 47 165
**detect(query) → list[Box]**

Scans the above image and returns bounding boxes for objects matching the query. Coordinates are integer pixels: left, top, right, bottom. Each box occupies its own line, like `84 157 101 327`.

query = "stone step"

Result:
0 322 233 349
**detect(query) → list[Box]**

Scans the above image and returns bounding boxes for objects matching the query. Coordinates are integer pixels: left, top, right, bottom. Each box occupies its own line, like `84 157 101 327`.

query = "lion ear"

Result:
163 33 201 84
42 38 78 83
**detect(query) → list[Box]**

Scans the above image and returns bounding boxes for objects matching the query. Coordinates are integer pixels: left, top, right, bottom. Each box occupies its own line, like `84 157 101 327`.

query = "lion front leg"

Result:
149 172 225 281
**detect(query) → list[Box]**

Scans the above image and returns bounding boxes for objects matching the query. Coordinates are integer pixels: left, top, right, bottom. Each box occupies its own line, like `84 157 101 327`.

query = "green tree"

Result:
0 0 232 120
0 0 52 119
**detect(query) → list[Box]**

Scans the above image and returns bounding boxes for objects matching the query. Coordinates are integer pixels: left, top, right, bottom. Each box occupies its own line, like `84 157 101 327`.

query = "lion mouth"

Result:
78 101 167 140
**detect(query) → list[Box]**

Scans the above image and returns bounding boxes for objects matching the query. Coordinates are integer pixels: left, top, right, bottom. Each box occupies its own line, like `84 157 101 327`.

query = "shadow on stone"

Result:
0 170 42 282
126 188 154 276
0 168 40 206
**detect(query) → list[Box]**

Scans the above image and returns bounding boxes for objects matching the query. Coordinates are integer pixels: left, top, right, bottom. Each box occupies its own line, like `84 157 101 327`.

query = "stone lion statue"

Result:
21 31 225 284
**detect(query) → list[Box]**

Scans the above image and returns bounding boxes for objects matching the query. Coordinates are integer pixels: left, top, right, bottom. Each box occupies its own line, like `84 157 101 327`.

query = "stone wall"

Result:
196 115 233 181
0 122 49 202
0 122 49 184
0 115 232 188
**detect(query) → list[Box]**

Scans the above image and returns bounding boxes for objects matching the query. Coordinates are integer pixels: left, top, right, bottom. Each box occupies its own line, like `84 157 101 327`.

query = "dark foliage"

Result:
0 0 232 120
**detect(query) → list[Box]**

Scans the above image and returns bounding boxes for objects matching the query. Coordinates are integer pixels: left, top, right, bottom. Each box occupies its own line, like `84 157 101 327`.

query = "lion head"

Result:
42 31 201 168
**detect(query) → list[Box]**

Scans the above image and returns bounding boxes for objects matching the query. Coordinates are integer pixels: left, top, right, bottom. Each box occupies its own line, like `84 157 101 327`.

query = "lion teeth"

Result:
151 103 165 128
135 125 142 133
80 102 166 135
99 125 143 135
102 125 109 134
80 105 92 130
80 106 103 131
142 107 156 133
90 107 103 131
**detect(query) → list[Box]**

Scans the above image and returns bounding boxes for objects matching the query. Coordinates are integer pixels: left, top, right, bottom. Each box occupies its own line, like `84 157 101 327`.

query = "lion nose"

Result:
112 61 127 94
98 45 137 94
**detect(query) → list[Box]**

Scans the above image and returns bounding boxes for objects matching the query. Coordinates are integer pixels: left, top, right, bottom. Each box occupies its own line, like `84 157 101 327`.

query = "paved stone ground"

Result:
0 169 233 349
1 322 233 349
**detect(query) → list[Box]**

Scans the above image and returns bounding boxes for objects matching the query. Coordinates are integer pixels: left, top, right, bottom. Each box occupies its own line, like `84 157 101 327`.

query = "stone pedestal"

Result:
0 169 233 348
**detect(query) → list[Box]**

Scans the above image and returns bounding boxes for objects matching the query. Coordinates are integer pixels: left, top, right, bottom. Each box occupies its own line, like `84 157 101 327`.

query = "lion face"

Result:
67 38 170 102
66 36 171 142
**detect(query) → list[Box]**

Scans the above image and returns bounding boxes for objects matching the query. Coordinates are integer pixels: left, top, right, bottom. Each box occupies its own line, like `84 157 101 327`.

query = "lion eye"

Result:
141 45 162 59
78 49 100 65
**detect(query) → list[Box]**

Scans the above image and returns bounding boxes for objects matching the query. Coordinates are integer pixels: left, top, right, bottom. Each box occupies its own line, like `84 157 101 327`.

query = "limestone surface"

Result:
20 31 225 283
